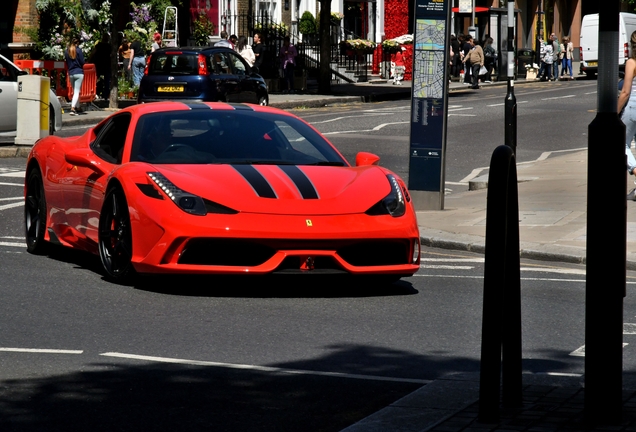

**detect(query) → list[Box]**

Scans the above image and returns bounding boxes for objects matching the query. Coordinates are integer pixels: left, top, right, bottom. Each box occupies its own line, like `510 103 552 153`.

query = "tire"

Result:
24 168 48 255
258 95 268 106
49 104 55 135
99 186 135 283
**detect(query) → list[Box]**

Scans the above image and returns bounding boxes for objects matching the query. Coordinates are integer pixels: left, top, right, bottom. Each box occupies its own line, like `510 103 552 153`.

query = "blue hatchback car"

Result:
138 46 269 105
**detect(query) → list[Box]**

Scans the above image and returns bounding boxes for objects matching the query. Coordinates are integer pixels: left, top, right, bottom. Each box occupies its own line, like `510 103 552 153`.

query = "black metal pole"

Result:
535 0 543 66
585 0 624 424
504 2 517 155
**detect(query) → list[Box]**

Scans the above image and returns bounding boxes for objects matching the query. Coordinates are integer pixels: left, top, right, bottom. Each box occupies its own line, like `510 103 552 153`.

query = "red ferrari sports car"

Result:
24 102 420 283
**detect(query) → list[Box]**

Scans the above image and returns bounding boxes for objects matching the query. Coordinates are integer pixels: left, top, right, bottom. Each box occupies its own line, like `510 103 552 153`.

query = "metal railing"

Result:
224 12 372 84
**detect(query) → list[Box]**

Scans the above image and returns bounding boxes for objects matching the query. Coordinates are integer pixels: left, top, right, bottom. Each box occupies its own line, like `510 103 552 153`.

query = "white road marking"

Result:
420 265 474 270
0 201 23 211
311 113 388 124
541 95 576 101
623 323 636 334
447 107 473 112
100 352 430 384
373 122 409 130
421 258 484 262
0 197 23 201
570 344 629 357
0 171 25 178
0 242 26 247
536 372 583 377
0 348 83 354
0 182 23 187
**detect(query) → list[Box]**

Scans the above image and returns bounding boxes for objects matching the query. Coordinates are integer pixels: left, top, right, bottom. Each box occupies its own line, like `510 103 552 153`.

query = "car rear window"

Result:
149 52 201 75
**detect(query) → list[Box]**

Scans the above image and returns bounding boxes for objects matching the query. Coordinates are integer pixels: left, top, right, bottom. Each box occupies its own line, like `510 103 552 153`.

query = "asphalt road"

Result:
0 81 630 430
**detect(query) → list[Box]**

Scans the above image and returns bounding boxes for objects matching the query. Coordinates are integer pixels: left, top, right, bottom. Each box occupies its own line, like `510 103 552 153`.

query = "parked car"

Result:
580 12 636 77
25 102 420 284
138 46 269 105
0 54 62 135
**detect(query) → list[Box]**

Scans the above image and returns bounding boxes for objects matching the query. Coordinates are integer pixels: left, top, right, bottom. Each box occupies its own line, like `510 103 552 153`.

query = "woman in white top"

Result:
618 31 636 194
559 36 574 79
236 35 255 67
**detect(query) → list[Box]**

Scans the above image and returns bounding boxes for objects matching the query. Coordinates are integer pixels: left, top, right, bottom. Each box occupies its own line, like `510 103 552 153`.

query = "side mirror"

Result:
355 151 381 167
65 148 107 176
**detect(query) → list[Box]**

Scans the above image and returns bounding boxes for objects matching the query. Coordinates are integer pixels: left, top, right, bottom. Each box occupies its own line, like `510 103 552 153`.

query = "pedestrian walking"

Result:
560 36 574 79
461 34 472 84
236 35 255 67
118 38 131 82
451 34 461 78
151 32 162 52
551 33 560 80
617 30 636 199
540 40 553 81
128 35 146 87
279 36 297 93
64 37 84 116
216 31 234 49
482 37 496 83
392 46 406 85
89 33 111 100
463 36 483 89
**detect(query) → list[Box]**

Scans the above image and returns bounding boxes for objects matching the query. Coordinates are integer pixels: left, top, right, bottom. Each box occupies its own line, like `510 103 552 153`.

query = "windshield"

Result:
130 110 348 166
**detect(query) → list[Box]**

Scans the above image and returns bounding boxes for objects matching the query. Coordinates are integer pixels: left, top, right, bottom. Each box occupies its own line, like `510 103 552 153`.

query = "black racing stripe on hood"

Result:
278 165 319 199
232 165 277 198
180 102 212 110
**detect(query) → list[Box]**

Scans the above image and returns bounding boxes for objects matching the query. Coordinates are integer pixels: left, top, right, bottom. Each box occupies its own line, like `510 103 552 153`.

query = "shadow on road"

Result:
43 244 418 298
0 344 477 432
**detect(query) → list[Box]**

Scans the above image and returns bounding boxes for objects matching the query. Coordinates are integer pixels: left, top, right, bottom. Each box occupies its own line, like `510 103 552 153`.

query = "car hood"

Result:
151 164 393 215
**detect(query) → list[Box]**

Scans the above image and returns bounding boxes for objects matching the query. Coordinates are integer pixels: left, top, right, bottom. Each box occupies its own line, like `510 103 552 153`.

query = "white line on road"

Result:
0 201 24 210
541 95 576 101
373 121 409 130
421 258 484 262
0 197 23 201
0 348 83 354
447 107 473 112
0 201 23 211
100 352 431 385
570 344 629 357
0 242 26 247
420 265 475 270
0 171 25 178
0 182 23 187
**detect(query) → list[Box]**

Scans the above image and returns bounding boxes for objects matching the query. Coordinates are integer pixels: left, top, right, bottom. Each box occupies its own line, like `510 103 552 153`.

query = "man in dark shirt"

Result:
89 33 111 99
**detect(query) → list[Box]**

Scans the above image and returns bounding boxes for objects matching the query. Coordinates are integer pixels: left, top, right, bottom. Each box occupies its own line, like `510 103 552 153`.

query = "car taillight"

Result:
144 54 151 75
579 47 583 62
198 54 208 75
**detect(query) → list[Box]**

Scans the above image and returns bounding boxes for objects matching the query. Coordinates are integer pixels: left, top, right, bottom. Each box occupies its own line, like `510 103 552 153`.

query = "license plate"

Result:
587 61 598 67
157 85 184 92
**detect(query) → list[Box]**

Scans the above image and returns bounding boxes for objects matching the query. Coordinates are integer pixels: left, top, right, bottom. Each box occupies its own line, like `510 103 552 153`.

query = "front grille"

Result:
179 239 275 266
177 238 411 267
338 240 410 266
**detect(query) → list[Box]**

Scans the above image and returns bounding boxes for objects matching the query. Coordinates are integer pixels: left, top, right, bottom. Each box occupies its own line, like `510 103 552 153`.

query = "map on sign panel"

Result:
413 19 446 99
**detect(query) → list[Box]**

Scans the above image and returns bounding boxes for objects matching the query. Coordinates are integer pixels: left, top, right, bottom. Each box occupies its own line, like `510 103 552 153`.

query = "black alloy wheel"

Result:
24 168 48 254
99 186 134 283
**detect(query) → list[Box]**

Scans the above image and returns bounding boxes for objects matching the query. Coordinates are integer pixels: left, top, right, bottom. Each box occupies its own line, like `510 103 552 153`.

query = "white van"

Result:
580 12 636 77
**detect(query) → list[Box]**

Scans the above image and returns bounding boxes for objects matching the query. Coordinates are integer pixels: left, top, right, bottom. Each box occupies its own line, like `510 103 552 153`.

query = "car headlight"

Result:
147 172 207 216
365 174 406 217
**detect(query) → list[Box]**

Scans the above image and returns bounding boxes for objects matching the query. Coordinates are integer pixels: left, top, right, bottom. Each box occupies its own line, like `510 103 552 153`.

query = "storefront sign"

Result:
408 0 451 210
